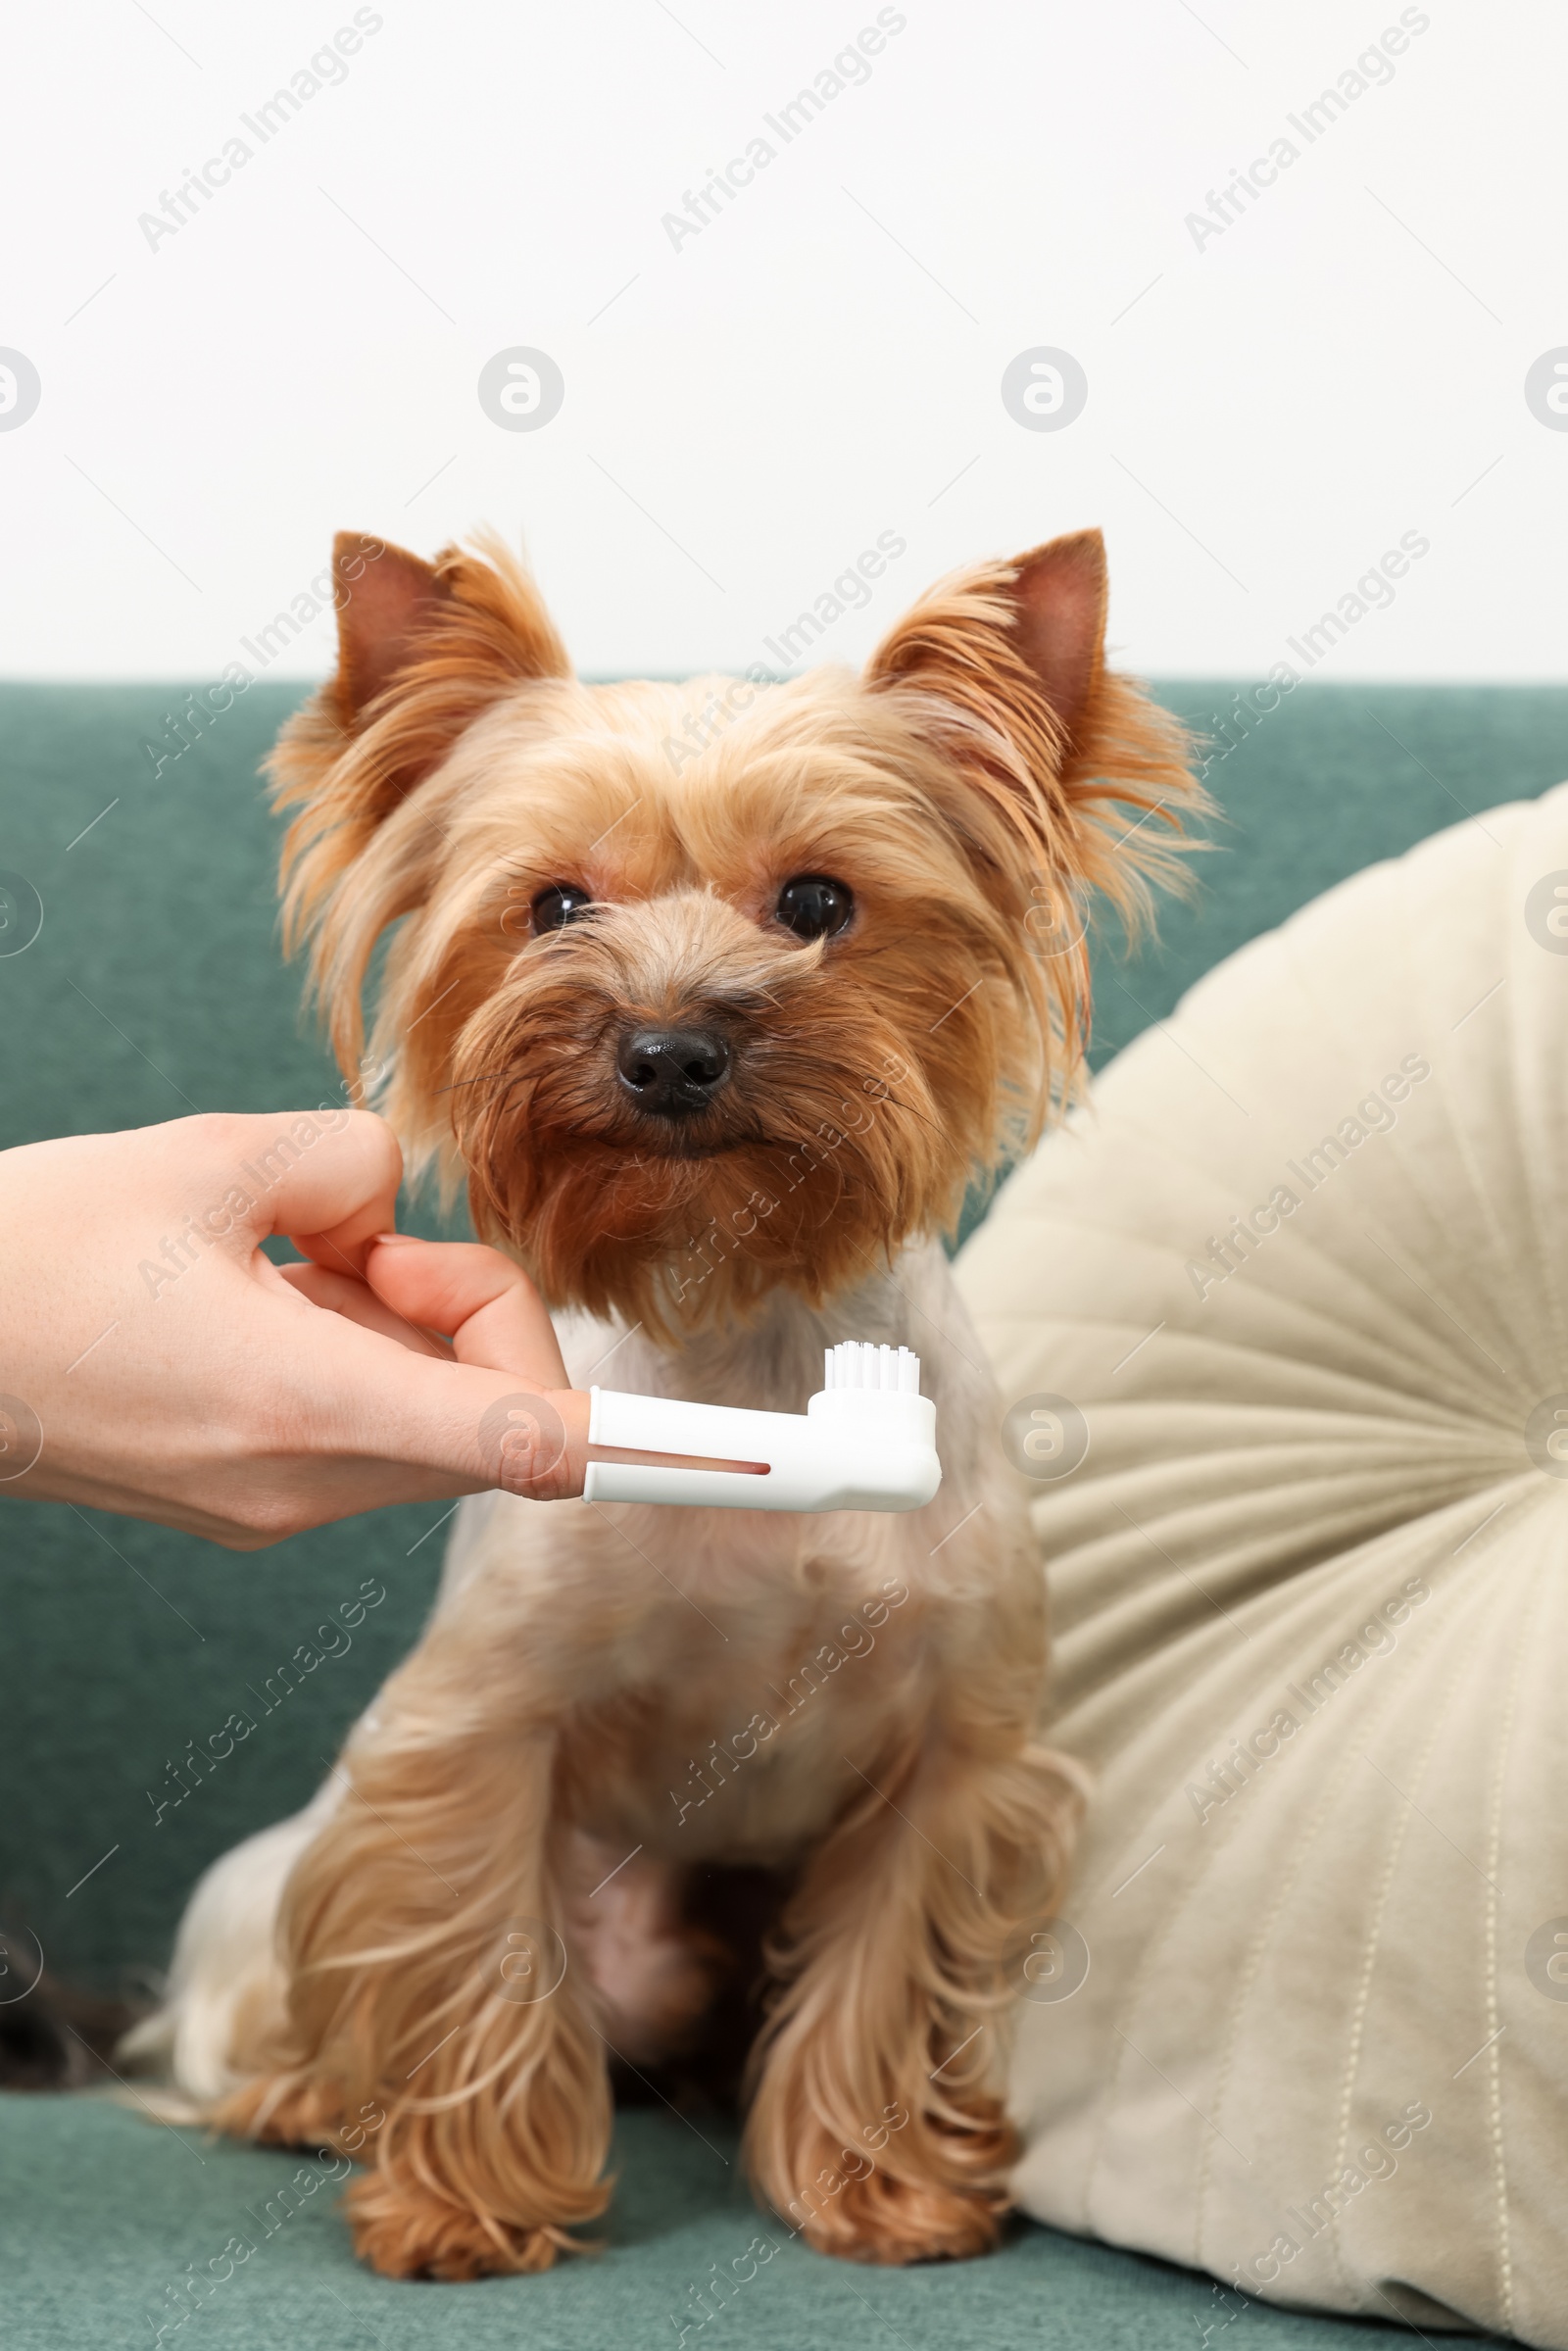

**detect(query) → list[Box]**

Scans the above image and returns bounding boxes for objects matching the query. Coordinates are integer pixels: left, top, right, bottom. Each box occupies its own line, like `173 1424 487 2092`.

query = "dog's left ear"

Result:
866 528 1200 1100
996 527 1107 750
865 525 1197 907
865 527 1110 780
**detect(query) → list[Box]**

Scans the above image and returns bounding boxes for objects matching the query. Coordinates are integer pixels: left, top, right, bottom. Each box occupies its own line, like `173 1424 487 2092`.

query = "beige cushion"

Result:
956 783 1568 2344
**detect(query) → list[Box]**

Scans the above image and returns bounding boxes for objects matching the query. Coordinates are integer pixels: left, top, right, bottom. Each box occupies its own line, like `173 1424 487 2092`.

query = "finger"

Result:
264 1295 589 1503
230 1109 404 1281
275 1260 452 1358
364 1235 570 1387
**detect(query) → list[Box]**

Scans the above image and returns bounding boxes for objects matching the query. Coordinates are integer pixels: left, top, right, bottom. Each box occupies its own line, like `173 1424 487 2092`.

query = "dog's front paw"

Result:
343 2173 595 2280
793 2163 1008 2265
768 2097 1015 2265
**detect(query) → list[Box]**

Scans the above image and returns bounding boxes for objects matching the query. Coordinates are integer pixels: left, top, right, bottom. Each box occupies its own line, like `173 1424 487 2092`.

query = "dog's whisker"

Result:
868 1088 948 1145
433 1068 530 1096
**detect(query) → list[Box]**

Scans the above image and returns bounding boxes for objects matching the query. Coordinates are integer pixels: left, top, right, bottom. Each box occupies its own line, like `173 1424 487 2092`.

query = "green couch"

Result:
5 676 1562 2349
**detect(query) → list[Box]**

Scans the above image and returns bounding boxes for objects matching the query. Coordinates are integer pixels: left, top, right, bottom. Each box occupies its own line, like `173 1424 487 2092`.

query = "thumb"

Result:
237 1109 405 1282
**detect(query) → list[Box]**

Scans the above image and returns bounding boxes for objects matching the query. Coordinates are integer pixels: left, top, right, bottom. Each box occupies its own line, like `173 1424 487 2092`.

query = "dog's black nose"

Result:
615 1025 732 1117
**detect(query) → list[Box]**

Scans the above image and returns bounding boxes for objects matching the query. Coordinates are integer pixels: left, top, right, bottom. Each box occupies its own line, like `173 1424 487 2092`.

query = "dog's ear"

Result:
866 527 1201 1098
274 525 569 852
999 528 1107 752
865 525 1197 910
323 528 570 743
866 527 1107 771
329 531 456 725
271 530 571 1048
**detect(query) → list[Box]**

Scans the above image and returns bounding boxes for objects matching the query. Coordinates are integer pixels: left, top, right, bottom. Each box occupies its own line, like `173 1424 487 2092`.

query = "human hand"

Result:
0 1110 589 1547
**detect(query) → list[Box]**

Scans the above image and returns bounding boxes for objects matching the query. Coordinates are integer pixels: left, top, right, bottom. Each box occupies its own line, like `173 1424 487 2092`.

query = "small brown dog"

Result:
131 524 1197 2278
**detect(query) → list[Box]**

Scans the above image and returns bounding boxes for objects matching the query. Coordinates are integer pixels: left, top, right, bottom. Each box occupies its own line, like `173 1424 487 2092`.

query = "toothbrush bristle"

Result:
823 1341 921 1396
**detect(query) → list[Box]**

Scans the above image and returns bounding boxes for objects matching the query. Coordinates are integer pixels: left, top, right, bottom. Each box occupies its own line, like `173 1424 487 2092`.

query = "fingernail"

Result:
370 1230 418 1246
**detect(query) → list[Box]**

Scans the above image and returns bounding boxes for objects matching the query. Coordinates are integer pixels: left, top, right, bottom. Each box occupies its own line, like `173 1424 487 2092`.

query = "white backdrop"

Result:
2 0 1564 681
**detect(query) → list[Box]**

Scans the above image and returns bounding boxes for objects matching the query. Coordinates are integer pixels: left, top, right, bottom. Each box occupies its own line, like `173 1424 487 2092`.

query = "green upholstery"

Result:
4 2095 1465 2351
5 676 1563 2348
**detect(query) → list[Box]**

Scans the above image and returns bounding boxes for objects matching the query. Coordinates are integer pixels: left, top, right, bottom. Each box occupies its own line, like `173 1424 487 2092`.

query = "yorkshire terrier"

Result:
128 522 1196 2278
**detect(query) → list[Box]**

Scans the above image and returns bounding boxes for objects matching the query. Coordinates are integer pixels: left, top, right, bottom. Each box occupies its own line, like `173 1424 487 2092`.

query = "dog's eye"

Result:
775 875 854 942
531 884 594 934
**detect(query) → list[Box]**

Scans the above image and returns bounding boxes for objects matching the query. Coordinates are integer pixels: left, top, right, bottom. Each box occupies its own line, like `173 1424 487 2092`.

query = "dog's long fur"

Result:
126 524 1200 2277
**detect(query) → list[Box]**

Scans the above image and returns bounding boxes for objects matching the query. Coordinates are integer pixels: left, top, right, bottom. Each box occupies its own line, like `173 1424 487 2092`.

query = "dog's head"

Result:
273 527 1197 1334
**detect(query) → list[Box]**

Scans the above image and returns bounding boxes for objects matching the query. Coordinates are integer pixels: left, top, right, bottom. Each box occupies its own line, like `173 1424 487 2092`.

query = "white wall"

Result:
3 0 1564 682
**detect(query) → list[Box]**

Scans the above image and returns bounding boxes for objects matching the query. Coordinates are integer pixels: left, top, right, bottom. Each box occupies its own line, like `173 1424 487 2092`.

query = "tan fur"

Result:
135 523 1202 2278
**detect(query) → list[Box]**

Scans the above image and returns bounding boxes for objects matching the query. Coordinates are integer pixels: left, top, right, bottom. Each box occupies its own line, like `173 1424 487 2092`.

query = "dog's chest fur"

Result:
427 1240 1037 1869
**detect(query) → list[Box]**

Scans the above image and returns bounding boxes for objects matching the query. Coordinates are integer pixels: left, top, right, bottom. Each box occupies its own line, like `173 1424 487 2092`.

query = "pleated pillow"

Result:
956 782 1568 2345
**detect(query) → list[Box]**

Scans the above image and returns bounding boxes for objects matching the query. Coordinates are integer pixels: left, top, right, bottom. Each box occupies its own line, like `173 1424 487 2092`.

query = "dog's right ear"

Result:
329 531 455 725
325 528 570 742
274 526 569 844
272 530 571 1046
